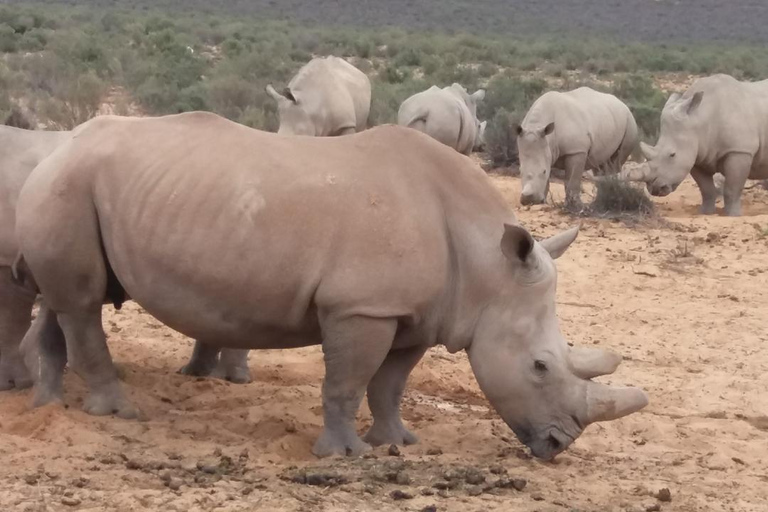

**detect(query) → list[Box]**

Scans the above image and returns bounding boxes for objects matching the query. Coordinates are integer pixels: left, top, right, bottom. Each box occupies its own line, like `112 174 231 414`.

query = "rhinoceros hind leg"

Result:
312 316 395 458
57 309 137 419
178 341 220 377
363 345 426 447
23 304 67 407
0 269 35 390
721 153 752 217
210 349 252 384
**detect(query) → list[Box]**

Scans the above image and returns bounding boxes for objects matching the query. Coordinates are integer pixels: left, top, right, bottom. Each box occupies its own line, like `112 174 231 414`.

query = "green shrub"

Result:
485 108 517 166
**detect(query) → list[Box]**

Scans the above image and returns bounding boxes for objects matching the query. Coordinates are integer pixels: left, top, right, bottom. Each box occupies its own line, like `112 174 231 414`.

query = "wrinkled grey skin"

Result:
517 87 638 207
642 74 768 216
15 113 647 459
0 125 251 391
266 56 371 136
398 84 487 155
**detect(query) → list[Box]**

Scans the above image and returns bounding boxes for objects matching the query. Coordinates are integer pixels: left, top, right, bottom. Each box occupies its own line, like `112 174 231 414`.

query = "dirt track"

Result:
1 175 768 512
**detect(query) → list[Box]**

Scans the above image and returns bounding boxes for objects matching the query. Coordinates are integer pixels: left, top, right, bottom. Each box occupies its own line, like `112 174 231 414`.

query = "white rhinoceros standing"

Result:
642 74 768 216
517 87 638 207
398 84 486 156
15 112 647 459
266 56 371 136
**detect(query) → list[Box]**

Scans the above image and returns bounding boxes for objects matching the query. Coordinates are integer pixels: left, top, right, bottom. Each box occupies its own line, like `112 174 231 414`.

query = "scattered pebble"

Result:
24 475 38 485
646 504 661 512
420 506 437 512
426 447 443 456
168 478 183 491
532 493 545 501
489 464 506 475
61 497 81 507
656 488 672 502
466 485 483 496
391 489 413 500
388 444 401 457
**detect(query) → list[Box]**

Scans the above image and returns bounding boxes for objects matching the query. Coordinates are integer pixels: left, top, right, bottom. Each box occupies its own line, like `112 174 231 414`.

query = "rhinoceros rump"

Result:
641 74 768 216
398 84 486 156
15 112 647 459
266 56 371 136
0 126 251 390
517 87 639 207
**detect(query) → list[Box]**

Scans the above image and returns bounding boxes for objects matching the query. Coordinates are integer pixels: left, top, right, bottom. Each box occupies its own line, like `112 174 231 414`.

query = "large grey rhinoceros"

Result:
641 74 768 217
0 125 251 390
14 112 647 459
266 56 371 136
517 87 639 207
398 84 486 156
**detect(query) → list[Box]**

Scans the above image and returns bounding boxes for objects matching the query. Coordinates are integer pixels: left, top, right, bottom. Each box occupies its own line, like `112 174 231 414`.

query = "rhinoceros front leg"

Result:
563 153 587 211
0 269 35 390
57 309 137 419
179 343 252 384
721 153 752 217
363 345 427 447
312 316 395 458
20 304 67 407
690 167 718 215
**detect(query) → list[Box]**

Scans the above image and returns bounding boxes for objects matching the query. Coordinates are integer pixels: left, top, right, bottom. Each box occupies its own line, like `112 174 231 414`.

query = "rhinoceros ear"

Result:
540 226 579 260
664 92 682 109
501 224 534 263
539 122 555 138
683 91 703 115
471 89 486 102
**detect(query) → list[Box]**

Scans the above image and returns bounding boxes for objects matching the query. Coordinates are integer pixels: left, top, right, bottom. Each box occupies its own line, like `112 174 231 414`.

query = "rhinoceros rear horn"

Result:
585 381 648 424
569 346 622 379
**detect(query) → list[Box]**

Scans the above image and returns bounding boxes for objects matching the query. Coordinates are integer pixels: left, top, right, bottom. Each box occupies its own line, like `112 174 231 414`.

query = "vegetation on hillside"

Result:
0 3 766 166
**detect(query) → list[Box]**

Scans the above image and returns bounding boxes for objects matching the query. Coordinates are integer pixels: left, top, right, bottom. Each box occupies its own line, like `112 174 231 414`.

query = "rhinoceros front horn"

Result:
569 346 622 379
585 381 649 424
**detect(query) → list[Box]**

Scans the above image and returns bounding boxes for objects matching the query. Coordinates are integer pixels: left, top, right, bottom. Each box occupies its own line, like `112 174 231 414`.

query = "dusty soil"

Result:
2 175 768 512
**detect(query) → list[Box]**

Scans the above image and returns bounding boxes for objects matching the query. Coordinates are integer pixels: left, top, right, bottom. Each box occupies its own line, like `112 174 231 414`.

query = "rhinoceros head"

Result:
642 91 704 197
517 122 555 205
467 224 648 460
265 84 315 136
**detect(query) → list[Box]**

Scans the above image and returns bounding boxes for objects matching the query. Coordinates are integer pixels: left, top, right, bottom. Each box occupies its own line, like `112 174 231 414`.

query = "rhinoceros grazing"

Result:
0 125 251 390
398 84 486 156
266 56 371 136
641 74 768 216
15 112 647 459
517 87 639 207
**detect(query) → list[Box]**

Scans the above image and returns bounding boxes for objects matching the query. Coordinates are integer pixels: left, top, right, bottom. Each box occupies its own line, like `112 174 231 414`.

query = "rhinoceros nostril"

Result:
547 434 562 452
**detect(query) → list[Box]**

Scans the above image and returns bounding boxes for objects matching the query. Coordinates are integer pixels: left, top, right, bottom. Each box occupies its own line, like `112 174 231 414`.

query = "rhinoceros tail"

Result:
11 253 38 291
94 217 126 311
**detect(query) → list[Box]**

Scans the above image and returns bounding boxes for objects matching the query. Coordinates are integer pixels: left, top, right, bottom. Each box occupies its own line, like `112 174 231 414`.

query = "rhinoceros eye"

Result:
534 360 548 373
669 152 676 158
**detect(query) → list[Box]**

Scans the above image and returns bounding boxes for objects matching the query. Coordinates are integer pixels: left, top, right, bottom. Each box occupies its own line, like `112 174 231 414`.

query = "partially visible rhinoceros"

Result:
266 56 371 136
641 74 768 216
398 84 486 155
15 112 647 460
517 87 638 207
0 125 251 390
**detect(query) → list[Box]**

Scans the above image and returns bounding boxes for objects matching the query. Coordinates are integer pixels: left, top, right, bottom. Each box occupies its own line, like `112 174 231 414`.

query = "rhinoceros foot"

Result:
82 383 138 419
0 356 33 390
209 364 252 384
312 429 372 458
363 422 418 447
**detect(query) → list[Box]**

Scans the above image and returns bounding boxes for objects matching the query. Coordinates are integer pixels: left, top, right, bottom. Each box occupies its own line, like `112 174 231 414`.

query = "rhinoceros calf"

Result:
641 74 768 216
266 56 371 136
0 126 250 390
517 87 639 207
398 84 486 156
15 112 647 459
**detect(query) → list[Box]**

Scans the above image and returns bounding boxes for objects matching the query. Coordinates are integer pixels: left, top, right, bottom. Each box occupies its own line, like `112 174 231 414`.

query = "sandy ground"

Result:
1 174 768 512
